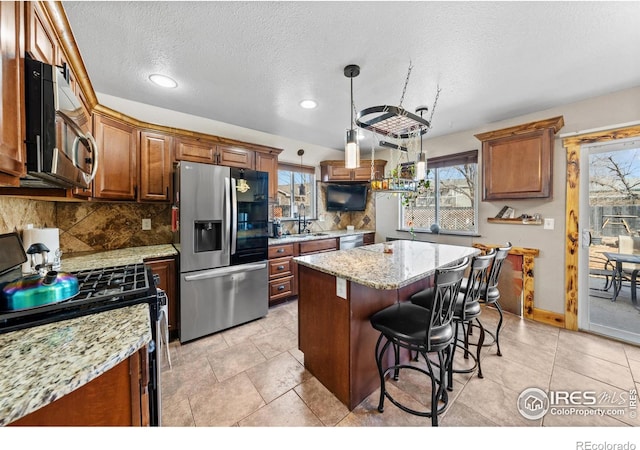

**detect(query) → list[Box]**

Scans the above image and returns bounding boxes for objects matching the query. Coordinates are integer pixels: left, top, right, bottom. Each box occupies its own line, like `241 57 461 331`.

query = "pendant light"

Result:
414 106 428 181
344 64 360 169
297 149 306 196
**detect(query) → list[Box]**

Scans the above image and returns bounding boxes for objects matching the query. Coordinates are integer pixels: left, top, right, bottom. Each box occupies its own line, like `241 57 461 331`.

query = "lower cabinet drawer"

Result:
269 257 293 279
269 276 294 300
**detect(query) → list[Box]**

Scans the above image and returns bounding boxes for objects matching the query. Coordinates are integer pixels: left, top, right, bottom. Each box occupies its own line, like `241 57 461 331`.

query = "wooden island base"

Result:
298 265 432 410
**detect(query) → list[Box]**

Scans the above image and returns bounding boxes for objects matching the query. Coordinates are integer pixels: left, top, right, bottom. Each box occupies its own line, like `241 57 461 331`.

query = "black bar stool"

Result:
412 250 495 390
369 258 469 426
462 242 512 356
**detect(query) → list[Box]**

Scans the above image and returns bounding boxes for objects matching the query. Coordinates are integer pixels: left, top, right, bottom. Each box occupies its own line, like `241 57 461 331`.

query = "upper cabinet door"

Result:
93 114 137 200
174 136 216 164
476 116 564 201
139 131 172 202
323 164 352 181
0 1 26 186
217 144 255 169
255 151 278 203
25 1 56 64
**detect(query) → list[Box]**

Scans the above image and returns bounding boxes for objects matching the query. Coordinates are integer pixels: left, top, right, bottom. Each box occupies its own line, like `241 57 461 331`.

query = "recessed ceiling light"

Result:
299 99 317 109
149 74 178 88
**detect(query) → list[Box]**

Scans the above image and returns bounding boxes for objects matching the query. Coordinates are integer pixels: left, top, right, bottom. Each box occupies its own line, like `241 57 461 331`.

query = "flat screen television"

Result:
326 183 368 211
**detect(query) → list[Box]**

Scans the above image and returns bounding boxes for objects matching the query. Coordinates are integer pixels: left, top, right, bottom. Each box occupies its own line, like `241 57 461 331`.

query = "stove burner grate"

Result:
0 263 156 333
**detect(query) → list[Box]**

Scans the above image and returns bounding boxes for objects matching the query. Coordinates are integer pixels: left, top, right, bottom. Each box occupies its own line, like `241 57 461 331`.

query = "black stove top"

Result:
0 263 158 334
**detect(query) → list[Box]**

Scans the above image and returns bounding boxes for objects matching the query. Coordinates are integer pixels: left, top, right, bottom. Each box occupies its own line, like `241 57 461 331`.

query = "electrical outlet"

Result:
142 218 152 230
544 218 554 230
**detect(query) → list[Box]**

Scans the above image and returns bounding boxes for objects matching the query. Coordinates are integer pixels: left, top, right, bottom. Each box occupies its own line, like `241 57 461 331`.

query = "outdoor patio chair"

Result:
589 253 616 292
618 235 640 299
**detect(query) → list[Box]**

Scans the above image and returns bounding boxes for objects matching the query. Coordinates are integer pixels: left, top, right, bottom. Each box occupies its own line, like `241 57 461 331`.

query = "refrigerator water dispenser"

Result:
194 220 222 253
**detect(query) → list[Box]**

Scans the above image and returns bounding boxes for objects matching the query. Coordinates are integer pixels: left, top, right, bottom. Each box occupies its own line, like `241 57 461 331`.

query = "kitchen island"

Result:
294 240 479 410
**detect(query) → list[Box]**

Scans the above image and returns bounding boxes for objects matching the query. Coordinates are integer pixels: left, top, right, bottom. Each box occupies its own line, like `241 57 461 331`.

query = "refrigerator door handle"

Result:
231 177 238 255
224 177 231 254
184 263 267 281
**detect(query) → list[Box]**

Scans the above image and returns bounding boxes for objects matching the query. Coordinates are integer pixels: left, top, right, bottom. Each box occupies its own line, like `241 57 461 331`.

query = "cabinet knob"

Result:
277 248 284 253
277 285 285 291
277 265 285 270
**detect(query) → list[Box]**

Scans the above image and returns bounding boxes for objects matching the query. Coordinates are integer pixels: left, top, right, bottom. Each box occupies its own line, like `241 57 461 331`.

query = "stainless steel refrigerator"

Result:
174 161 269 342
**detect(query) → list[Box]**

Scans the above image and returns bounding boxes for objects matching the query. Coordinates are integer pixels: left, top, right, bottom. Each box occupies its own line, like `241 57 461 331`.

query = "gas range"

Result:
0 263 158 334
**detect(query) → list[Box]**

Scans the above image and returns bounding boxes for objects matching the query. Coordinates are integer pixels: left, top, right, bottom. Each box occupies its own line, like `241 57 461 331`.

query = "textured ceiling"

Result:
63 1 640 151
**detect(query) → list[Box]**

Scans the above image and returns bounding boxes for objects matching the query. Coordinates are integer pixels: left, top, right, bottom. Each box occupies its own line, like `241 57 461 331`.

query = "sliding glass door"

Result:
578 138 640 344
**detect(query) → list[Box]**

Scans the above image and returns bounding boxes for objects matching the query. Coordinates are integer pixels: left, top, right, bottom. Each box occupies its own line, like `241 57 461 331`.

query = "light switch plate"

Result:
336 277 347 299
142 218 152 230
544 218 554 230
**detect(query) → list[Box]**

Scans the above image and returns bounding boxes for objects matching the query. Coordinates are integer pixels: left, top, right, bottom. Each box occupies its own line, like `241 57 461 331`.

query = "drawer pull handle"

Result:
277 248 285 253
278 285 285 291
277 265 285 270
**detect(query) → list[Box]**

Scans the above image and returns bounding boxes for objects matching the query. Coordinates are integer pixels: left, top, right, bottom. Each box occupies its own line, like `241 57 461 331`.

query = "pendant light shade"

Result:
345 129 360 169
344 64 360 169
415 152 427 181
414 106 429 181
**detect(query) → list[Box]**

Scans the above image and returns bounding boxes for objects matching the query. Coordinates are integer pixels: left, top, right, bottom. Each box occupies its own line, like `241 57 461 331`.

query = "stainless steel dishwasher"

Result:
340 234 364 249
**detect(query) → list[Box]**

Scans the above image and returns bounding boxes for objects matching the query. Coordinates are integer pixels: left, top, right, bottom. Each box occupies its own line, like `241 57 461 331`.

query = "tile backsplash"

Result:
0 197 172 254
277 182 376 235
56 202 173 253
1 182 376 253
0 197 56 234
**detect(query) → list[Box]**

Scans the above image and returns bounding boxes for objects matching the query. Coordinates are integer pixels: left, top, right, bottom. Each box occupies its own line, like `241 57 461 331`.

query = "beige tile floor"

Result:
161 299 640 428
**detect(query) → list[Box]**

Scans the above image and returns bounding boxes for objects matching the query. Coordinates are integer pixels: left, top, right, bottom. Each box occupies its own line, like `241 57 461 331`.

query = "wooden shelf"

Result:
487 218 542 225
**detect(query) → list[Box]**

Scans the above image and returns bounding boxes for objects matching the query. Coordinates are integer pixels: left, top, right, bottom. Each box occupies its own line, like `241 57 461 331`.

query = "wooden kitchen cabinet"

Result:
268 243 295 306
145 257 178 338
25 1 56 65
93 113 137 200
267 238 339 306
217 143 255 169
256 151 278 202
11 346 150 426
320 159 386 182
476 116 564 200
174 135 217 164
139 130 172 202
298 237 338 255
363 232 375 245
0 1 26 186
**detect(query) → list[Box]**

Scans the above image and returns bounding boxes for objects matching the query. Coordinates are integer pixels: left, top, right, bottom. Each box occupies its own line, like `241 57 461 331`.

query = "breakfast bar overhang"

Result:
294 240 480 410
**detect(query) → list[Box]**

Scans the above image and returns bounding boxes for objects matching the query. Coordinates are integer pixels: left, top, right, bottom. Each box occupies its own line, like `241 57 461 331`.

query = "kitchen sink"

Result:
281 232 330 238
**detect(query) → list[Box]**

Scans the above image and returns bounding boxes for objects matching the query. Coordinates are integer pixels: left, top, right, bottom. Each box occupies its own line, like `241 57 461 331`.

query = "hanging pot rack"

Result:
356 105 431 140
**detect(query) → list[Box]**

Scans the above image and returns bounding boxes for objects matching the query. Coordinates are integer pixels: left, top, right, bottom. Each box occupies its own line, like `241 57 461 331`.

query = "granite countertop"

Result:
60 244 178 272
0 303 151 426
269 229 373 245
294 240 479 290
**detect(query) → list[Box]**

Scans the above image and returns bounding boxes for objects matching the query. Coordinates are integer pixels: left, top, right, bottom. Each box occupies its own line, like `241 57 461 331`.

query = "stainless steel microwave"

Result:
23 57 98 189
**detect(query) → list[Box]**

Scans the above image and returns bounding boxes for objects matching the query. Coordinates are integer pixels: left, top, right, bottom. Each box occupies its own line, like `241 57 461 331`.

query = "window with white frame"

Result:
400 150 478 234
276 163 316 220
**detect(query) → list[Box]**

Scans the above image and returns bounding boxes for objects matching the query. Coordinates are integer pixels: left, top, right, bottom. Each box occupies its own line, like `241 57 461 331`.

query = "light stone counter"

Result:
294 240 479 290
0 303 151 426
268 229 373 245
60 244 178 272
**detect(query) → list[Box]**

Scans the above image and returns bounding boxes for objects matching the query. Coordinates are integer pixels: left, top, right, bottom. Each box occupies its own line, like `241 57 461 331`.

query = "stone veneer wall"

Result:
0 197 172 254
279 182 376 235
